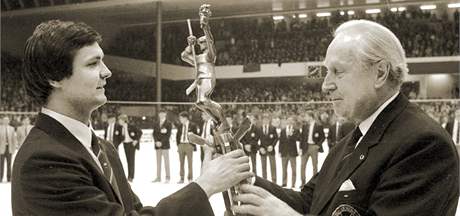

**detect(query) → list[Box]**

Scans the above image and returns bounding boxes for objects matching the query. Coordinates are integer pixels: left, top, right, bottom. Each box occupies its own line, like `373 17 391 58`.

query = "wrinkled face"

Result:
322 35 377 123
56 42 111 111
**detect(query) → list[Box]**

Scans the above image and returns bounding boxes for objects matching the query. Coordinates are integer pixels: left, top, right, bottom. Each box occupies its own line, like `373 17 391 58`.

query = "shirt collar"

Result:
41 107 92 149
359 92 399 137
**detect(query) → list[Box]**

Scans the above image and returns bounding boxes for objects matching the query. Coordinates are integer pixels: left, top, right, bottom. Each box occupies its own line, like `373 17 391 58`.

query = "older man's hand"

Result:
232 184 303 216
195 147 253 198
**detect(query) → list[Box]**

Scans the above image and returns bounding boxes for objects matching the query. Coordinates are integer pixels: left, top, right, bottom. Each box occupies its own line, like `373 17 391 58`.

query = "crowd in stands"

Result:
107 7 459 66
0 53 36 113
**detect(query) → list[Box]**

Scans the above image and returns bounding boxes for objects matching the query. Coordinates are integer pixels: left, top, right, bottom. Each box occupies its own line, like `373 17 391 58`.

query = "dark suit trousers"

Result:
281 156 296 187
0 145 12 182
301 145 319 185
178 143 194 180
261 154 277 183
123 142 136 179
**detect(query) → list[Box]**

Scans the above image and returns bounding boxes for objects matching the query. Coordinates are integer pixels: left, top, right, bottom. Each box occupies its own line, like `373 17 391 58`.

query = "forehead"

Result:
324 35 357 68
73 42 103 62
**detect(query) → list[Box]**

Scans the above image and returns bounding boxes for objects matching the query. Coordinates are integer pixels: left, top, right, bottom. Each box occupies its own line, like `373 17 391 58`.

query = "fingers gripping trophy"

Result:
181 4 252 216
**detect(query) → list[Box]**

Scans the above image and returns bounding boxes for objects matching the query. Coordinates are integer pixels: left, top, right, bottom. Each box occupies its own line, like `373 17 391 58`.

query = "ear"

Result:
48 80 63 89
374 61 390 89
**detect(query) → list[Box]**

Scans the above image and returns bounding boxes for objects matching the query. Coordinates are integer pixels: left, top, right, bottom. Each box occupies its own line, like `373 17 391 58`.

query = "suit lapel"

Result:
34 113 124 205
313 93 409 214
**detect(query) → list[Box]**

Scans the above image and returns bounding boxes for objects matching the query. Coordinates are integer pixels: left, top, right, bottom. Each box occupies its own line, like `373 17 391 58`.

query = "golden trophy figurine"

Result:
181 4 252 216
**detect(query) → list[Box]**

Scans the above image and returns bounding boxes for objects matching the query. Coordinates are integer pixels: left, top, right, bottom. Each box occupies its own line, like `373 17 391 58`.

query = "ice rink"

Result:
1 130 459 215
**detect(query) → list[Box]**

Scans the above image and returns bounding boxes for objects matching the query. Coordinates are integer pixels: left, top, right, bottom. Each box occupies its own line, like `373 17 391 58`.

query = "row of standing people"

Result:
0 115 33 182
103 108 356 187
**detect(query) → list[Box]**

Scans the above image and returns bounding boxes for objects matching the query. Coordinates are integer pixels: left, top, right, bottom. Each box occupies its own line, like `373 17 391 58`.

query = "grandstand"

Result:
1 0 459 215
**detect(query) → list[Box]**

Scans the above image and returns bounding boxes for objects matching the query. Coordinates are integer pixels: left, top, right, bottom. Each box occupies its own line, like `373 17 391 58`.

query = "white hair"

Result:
334 20 408 88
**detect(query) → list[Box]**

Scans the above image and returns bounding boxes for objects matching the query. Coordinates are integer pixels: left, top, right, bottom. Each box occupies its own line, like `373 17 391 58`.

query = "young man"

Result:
13 20 253 216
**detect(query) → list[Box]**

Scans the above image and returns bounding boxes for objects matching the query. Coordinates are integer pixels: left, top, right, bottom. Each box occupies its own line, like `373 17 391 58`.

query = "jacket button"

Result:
359 154 365 160
344 194 349 198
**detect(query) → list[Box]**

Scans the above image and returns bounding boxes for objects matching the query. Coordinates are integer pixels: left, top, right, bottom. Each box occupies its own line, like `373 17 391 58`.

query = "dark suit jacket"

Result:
12 113 214 216
255 94 459 215
259 125 278 156
446 120 456 136
279 127 300 157
176 122 198 151
104 123 123 148
300 122 325 153
241 125 261 155
153 120 172 150
328 121 355 148
121 124 143 150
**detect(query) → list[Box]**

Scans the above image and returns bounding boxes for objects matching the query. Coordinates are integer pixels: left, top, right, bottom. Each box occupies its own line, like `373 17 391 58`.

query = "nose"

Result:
100 61 112 79
321 72 337 94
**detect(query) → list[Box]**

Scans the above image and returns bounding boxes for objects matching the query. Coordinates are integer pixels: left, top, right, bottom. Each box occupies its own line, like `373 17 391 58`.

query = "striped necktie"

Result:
91 133 123 205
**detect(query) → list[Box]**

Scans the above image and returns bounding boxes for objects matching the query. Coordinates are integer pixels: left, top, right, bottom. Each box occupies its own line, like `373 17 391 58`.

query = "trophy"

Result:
180 4 252 216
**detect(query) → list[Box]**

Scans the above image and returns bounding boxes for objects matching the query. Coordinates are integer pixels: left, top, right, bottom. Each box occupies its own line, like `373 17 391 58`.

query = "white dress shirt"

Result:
41 107 102 170
356 92 399 148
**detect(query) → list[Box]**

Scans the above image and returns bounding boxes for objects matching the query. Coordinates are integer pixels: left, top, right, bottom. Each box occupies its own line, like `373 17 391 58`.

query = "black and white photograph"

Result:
1 0 460 215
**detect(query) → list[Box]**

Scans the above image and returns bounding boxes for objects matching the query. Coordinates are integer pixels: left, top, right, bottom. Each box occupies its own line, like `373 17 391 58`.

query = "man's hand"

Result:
155 141 162 148
195 147 253 198
232 184 303 216
259 147 266 155
187 35 197 46
132 140 138 146
244 144 251 152
267 145 273 152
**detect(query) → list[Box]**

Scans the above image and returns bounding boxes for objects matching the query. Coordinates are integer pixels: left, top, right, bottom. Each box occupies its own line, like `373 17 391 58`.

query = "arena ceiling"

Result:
1 0 451 26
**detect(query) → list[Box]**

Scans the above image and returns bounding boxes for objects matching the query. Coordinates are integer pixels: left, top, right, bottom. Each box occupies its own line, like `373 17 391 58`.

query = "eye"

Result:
87 61 99 67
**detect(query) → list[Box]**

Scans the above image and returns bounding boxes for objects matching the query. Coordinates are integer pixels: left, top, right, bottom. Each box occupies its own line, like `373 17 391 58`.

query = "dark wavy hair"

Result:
23 20 102 105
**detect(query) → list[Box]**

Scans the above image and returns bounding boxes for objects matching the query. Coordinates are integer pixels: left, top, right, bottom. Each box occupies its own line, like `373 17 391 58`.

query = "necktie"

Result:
336 127 362 174
181 124 187 143
5 126 9 145
108 124 113 142
91 133 123 204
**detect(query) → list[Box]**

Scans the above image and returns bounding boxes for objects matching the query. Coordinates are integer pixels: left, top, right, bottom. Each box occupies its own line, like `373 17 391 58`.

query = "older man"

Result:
233 20 459 216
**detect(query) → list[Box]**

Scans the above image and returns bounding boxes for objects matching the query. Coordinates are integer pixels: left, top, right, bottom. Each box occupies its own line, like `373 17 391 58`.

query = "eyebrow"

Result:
86 54 103 62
